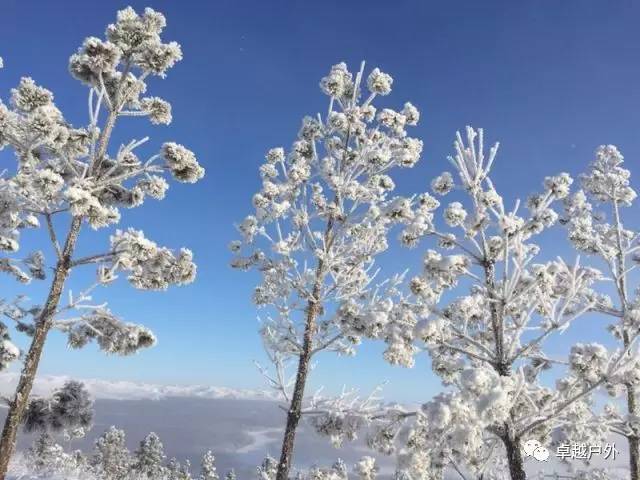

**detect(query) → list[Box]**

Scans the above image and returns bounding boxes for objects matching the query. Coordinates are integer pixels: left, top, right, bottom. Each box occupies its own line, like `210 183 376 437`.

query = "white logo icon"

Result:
522 440 550 462
522 440 541 456
533 446 550 462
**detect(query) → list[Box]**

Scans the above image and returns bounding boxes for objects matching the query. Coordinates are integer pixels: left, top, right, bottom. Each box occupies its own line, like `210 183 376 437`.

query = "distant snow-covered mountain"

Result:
0 373 279 401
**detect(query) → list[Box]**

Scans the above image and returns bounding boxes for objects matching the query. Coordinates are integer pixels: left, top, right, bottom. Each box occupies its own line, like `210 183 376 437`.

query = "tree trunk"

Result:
483 261 505 365
0 218 82 480
629 437 640 480
484 260 526 480
628 382 640 480
502 428 526 480
275 261 324 480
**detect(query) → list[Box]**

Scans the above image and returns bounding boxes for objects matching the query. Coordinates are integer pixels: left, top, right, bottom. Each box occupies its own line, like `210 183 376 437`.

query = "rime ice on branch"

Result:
232 61 423 479
0 7 203 478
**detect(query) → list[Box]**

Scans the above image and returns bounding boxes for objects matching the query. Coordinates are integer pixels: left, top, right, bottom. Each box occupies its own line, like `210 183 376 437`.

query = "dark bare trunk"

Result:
0 218 82 480
275 261 324 480
629 436 640 480
503 428 526 480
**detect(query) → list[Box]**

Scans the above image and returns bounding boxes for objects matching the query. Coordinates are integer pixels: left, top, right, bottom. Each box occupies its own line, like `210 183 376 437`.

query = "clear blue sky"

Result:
1 0 639 403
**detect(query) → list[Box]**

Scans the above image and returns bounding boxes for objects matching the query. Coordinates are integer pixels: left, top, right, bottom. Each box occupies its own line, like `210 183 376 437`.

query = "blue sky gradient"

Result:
1 0 639 402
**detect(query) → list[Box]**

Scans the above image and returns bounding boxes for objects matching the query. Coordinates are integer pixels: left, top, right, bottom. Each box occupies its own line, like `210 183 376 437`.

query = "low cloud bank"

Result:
0 373 278 401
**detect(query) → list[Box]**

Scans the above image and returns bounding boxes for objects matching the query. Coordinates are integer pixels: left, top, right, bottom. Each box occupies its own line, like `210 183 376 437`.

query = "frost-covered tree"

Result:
278 457 377 480
302 459 348 480
232 61 423 480
10 433 89 479
257 456 279 480
92 426 132 480
0 7 203 477
353 457 377 480
131 432 167 479
9 426 220 480
22 380 93 439
562 145 640 480
199 451 219 480
24 432 80 477
337 128 627 480
167 457 193 480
